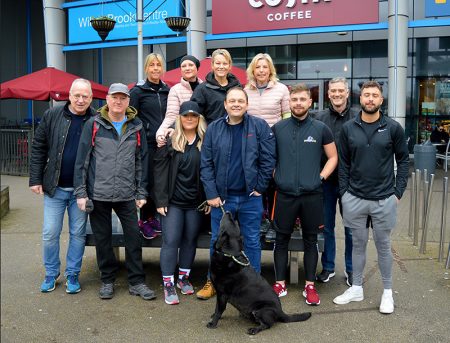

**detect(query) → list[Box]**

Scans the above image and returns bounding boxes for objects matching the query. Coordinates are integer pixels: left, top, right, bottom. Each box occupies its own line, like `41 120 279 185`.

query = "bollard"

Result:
420 174 434 254
421 169 429 231
446 243 450 269
408 172 416 237
413 169 421 246
438 177 448 262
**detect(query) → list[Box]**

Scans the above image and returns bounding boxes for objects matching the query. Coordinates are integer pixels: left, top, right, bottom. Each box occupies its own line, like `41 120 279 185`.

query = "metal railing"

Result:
0 129 32 176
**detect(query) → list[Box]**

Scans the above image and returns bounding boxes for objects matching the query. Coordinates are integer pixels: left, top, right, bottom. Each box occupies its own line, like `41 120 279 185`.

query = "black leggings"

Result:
274 231 318 282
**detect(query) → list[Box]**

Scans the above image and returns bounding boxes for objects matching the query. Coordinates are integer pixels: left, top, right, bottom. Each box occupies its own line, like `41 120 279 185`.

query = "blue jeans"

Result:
42 187 87 277
321 182 352 272
160 205 202 276
210 194 263 273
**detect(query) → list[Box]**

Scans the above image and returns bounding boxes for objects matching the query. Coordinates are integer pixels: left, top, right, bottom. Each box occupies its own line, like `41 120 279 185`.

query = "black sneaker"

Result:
345 271 353 287
316 270 336 283
99 283 114 299
129 283 156 300
265 227 276 243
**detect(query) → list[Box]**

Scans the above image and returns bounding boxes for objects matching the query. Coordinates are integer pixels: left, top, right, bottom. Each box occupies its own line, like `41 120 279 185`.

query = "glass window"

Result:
352 40 388 78
414 37 450 77
297 42 351 80
247 45 297 80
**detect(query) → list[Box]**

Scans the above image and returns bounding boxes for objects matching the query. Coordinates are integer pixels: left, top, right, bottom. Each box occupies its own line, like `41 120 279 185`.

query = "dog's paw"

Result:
247 327 261 335
207 321 217 329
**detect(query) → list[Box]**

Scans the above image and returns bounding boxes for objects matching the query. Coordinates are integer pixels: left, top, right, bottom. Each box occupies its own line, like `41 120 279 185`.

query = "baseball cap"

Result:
179 101 201 116
108 83 130 97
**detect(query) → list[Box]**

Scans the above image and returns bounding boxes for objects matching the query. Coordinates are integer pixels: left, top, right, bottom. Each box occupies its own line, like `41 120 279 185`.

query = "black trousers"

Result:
90 200 145 285
273 192 323 282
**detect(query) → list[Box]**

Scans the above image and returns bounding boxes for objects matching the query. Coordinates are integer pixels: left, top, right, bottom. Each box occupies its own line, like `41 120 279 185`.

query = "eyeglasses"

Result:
71 94 90 101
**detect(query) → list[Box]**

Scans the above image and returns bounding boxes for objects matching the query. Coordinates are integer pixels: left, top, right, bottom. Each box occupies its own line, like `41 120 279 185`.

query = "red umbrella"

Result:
162 57 248 87
0 67 108 101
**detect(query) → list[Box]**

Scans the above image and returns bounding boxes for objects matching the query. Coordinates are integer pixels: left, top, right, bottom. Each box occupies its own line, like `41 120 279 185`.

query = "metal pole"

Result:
420 174 434 254
421 169 428 233
413 169 421 246
408 172 416 237
137 0 143 81
438 177 448 262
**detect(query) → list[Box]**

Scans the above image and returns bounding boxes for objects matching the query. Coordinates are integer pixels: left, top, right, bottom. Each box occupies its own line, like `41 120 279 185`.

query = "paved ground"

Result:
1 169 449 343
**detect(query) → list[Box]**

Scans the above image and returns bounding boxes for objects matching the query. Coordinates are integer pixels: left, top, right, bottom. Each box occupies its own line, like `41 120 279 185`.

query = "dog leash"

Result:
197 200 226 214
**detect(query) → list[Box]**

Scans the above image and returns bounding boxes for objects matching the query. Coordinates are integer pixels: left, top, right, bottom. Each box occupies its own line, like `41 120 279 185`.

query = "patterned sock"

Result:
178 269 190 280
163 275 174 286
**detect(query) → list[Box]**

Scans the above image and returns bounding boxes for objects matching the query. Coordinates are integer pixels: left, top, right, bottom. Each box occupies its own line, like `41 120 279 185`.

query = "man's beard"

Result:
291 107 308 118
361 103 381 115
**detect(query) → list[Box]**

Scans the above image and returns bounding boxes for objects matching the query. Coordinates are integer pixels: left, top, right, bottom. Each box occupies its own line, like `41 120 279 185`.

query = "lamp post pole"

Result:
137 0 144 81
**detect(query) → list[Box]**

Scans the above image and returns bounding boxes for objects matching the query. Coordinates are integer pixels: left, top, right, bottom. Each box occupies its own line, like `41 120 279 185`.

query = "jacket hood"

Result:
97 104 138 122
205 71 240 89
134 78 170 92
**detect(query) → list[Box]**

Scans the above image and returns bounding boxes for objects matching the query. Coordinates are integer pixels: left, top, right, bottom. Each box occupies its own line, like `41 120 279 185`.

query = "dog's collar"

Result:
220 250 250 267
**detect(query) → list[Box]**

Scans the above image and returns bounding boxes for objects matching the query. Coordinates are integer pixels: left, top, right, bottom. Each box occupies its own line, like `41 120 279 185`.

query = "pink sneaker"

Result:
272 282 287 297
303 284 320 306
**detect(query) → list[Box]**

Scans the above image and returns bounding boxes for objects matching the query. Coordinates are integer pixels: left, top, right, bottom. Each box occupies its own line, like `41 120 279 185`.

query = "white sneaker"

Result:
379 290 394 314
333 286 364 305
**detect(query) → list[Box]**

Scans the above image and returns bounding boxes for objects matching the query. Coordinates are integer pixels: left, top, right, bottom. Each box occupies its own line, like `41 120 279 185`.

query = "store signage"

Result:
67 0 181 44
212 0 379 34
425 0 450 17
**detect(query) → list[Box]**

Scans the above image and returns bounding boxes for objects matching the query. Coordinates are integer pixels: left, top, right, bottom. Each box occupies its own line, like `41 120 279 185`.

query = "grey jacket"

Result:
74 105 148 202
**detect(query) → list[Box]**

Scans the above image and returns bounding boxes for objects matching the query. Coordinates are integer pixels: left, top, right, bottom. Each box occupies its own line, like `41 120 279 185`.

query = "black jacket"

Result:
272 115 334 196
73 105 148 202
338 112 409 200
314 102 358 185
190 72 241 124
29 102 95 197
130 79 170 145
153 139 204 208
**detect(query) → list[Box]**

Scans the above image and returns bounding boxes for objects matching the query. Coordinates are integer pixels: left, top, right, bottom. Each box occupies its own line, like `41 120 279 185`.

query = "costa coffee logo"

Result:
249 0 331 8
212 0 378 35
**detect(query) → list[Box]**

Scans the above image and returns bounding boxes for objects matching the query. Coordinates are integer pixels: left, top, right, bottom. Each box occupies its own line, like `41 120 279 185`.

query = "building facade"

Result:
1 0 449 148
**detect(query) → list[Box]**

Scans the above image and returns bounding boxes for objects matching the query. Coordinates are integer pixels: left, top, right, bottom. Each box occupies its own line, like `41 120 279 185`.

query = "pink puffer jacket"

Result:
245 81 290 127
155 77 203 138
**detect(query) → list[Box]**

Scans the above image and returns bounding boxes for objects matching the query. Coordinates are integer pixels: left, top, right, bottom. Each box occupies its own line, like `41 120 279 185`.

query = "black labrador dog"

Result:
207 212 311 335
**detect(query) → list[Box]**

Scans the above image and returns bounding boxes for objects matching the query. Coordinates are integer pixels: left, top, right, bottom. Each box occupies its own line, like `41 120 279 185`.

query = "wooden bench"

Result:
85 213 324 284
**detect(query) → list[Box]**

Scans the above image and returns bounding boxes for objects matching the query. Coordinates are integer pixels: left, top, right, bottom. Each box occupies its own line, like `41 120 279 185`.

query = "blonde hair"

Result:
144 53 165 74
172 114 207 153
211 49 233 68
246 53 278 87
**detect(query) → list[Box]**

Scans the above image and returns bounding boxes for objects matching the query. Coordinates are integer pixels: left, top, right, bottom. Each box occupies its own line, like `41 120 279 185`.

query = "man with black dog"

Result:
199 86 276 299
272 83 338 306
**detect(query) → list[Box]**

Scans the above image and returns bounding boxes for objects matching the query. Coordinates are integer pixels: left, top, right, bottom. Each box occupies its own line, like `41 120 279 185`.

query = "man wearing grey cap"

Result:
74 83 155 300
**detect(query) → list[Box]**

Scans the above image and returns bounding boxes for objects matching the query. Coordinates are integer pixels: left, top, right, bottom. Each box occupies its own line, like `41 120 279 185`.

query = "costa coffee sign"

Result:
212 0 379 35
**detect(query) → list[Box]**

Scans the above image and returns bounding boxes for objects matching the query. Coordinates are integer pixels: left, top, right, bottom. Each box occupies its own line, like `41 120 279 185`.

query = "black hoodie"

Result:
190 72 241 124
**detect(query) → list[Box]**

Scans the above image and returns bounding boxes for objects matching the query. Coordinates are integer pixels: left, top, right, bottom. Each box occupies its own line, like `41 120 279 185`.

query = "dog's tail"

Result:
279 312 312 323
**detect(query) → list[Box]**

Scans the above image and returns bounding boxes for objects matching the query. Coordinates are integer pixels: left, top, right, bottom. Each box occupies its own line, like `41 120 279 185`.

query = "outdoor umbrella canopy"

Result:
161 57 248 87
0 67 108 101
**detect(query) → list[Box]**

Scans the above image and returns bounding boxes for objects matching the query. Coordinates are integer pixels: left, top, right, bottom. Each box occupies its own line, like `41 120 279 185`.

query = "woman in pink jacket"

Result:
245 53 290 242
245 53 290 127
156 55 203 146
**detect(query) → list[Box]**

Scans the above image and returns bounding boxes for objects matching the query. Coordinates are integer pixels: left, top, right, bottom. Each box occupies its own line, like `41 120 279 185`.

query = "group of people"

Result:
29 48 409 314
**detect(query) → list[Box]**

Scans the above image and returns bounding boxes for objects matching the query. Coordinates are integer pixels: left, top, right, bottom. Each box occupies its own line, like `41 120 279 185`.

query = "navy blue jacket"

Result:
200 113 276 200
338 112 409 200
